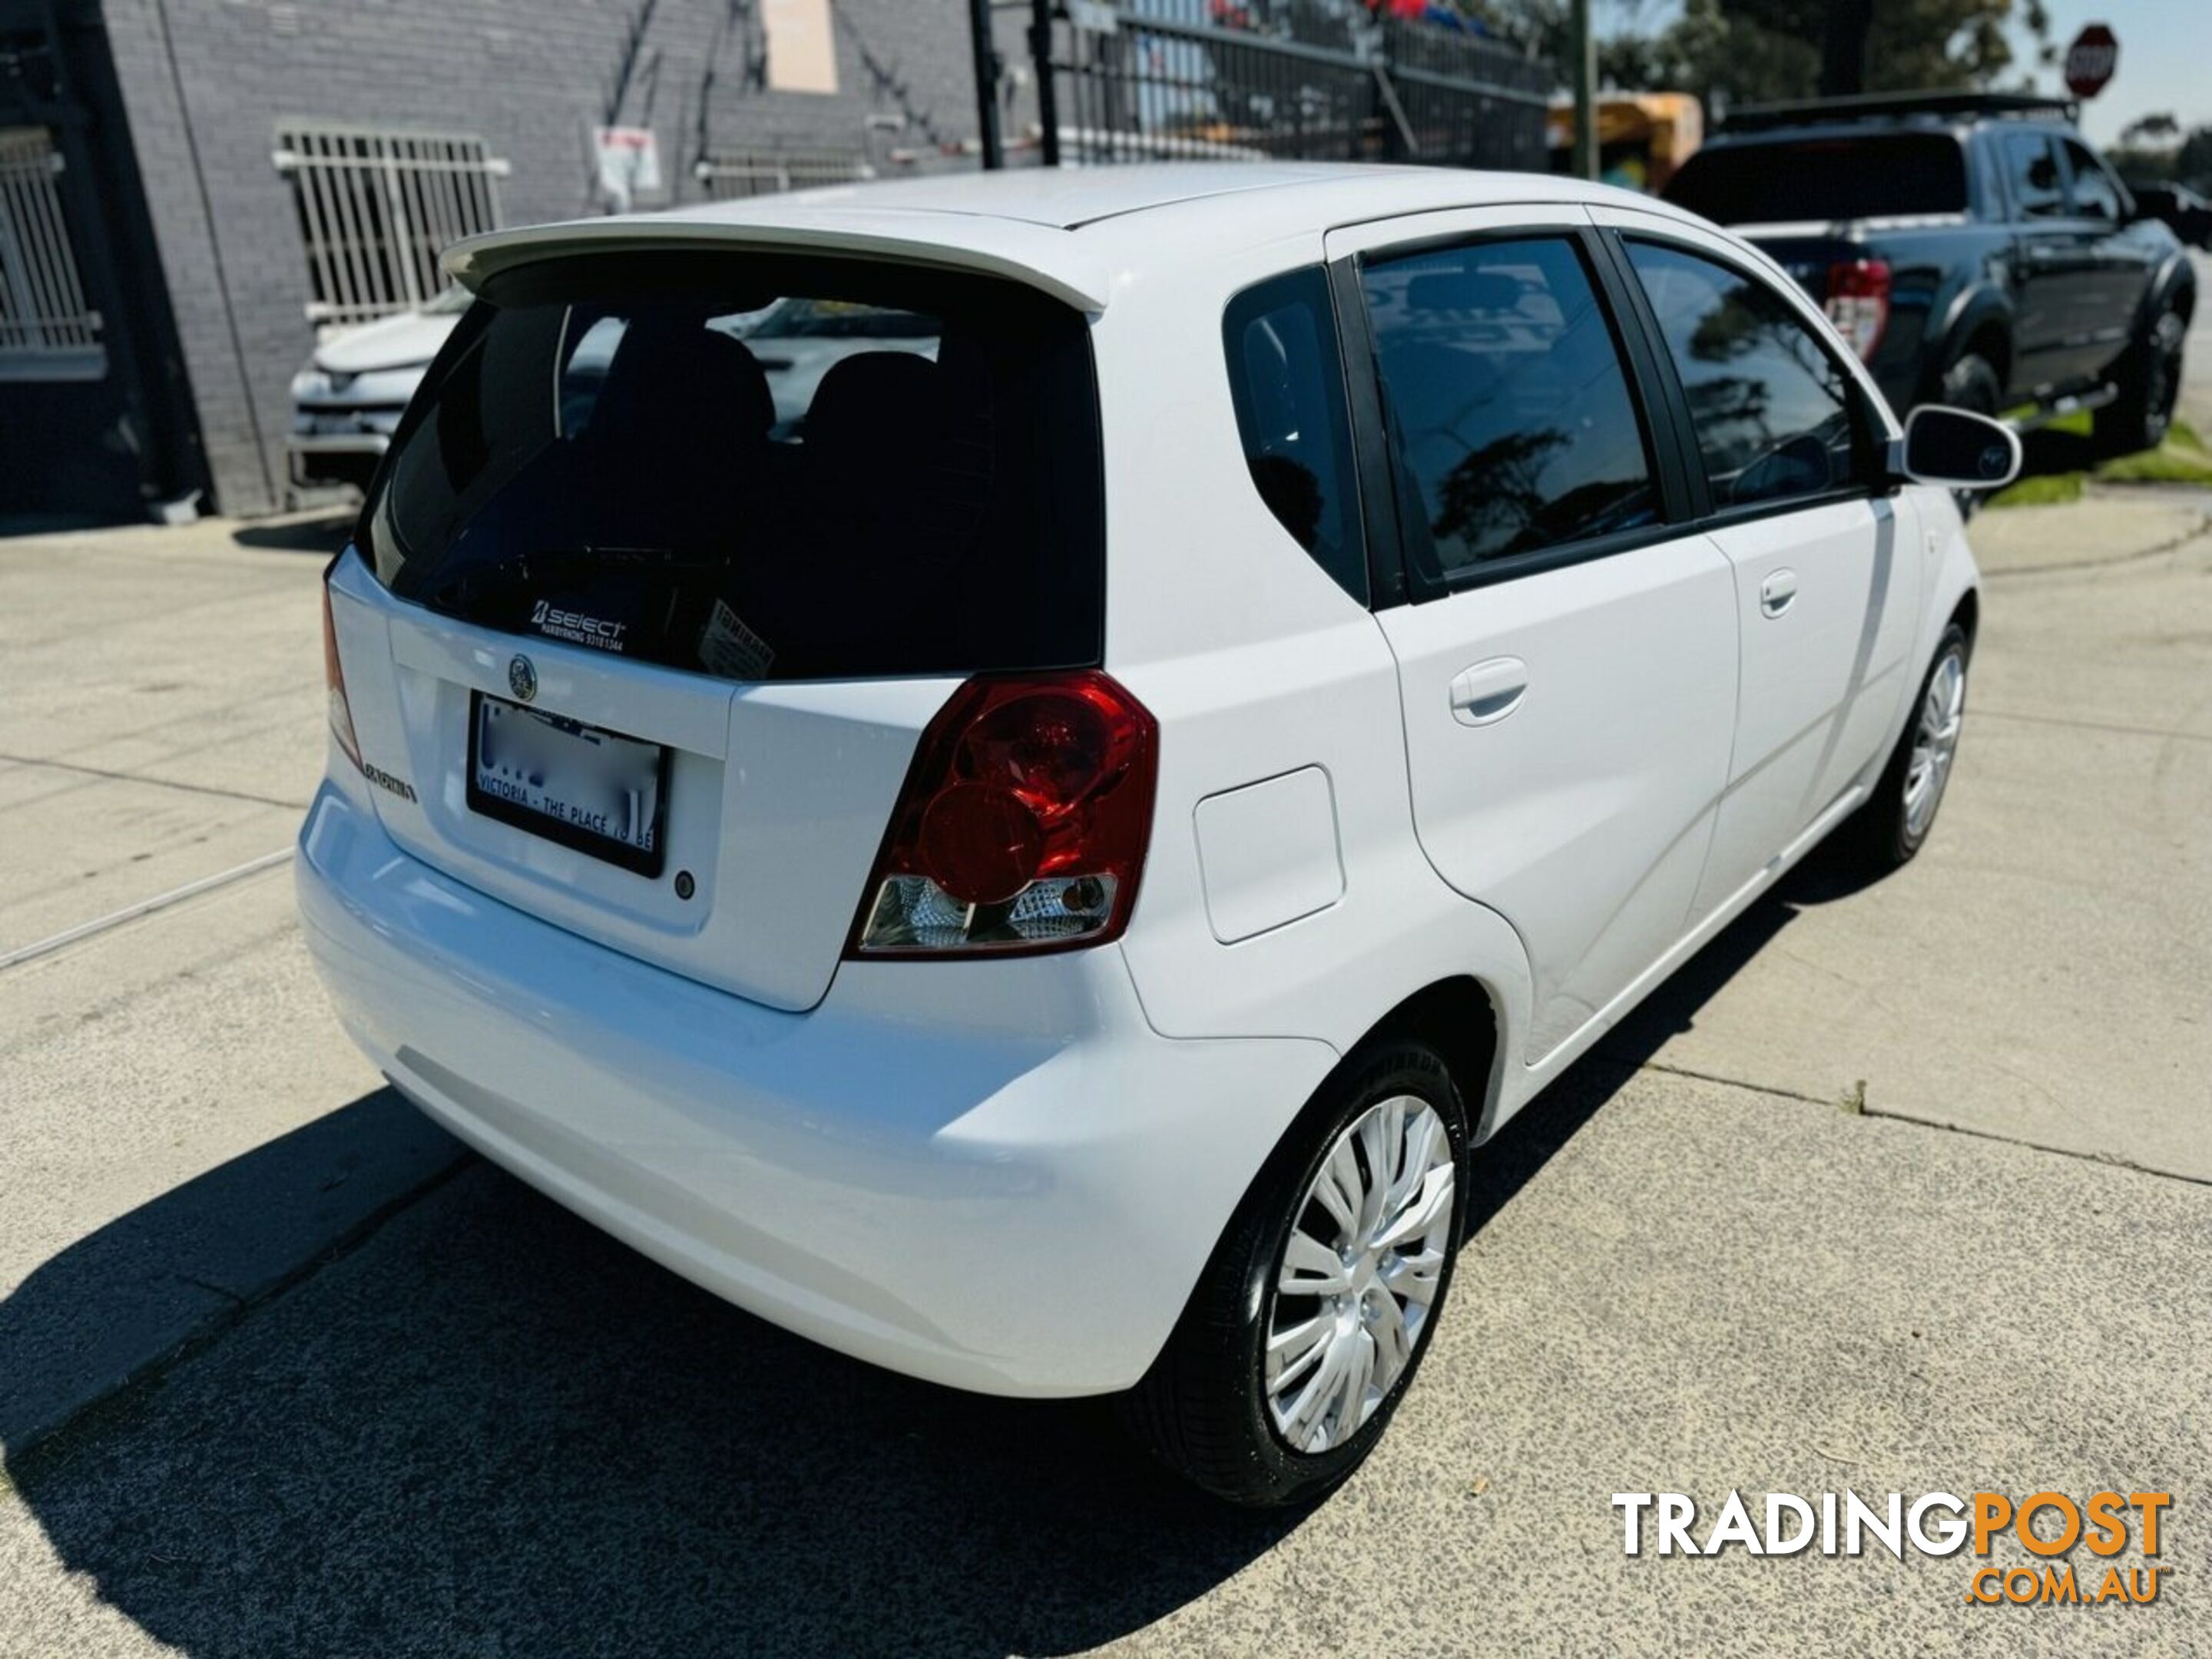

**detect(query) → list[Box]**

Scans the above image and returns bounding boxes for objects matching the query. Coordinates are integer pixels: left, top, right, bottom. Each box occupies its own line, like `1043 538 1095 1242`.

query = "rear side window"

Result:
1624 240 1869 511
2002 132 2068 219
1665 134 1968 224
363 252 1102 682
1223 267 1365 601
1359 235 1658 580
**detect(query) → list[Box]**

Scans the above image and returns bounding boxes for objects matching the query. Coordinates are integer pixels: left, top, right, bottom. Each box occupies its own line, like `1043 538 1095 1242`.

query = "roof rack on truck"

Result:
1718 91 2078 134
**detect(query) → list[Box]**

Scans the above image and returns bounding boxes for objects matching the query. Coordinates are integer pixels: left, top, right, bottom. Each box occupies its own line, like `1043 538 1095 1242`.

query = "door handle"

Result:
1449 656 1528 726
1759 569 1799 618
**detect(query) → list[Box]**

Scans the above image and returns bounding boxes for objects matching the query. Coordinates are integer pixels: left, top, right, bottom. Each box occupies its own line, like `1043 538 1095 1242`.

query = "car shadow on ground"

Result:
230 511 356 555
2 857 1862 1657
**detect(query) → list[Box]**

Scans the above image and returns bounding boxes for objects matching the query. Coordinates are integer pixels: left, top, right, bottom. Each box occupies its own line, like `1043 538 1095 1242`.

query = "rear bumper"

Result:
295 780 1334 1396
287 434 389 491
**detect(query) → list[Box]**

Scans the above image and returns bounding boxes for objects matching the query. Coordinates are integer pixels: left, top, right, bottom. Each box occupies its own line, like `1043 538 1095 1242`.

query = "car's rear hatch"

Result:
325 239 1104 1012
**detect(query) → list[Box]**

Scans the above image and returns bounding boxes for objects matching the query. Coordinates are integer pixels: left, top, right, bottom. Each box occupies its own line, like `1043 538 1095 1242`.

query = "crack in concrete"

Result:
1980 511 2212 580
171 1273 246 1308
0 751 311 813
5 1152 472 1481
1973 708 2212 746
1636 1060 2210 1189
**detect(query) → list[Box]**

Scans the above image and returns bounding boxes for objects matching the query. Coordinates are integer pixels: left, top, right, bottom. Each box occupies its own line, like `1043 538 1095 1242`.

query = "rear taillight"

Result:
1823 258 1891 361
850 671 1158 958
322 556 363 772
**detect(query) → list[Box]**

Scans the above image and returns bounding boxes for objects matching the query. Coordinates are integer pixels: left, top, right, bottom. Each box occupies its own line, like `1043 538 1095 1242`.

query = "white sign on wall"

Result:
593 125 663 212
763 0 839 95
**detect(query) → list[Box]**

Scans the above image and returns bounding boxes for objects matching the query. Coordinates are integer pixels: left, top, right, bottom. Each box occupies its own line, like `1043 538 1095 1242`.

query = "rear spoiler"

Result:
442 206 1114 315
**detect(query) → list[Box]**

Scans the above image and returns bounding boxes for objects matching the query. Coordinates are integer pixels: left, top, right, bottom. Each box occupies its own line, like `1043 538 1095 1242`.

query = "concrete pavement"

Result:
1622 487 2212 1184
2 472 2207 1654
2 1072 2204 1657
0 517 462 1453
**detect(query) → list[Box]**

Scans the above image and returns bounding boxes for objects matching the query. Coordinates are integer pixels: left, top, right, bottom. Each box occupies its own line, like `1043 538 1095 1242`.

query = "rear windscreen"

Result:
360 252 1103 681
1665 133 1969 224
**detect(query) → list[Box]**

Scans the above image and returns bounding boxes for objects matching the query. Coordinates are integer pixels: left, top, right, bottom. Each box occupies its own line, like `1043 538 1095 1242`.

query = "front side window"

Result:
2061 140 2122 222
2002 131 2068 220
1625 240 1869 512
1359 235 1658 580
1223 267 1365 601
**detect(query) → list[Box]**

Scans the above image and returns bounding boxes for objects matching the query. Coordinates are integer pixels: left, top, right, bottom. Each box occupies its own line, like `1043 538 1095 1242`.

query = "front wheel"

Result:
1121 1041 1468 1507
1843 623 1969 873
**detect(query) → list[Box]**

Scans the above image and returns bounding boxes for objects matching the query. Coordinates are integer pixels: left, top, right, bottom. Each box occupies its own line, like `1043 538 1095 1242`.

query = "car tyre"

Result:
1843 623 1969 874
1120 1040 1469 1508
2095 309 2184 458
1933 355 2003 517
1937 351 2002 417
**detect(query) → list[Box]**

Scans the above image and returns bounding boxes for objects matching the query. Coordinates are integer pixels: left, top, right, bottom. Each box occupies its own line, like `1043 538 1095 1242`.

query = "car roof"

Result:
443 164 1695 313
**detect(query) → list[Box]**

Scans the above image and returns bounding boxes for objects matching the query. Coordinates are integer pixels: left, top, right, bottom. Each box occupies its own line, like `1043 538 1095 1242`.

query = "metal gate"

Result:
1023 1 1550 171
273 124 509 329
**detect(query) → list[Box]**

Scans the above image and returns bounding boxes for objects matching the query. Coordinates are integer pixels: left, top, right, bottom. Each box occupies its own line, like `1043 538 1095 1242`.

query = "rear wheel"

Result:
1935 355 2002 516
1121 1041 1467 1507
1843 623 1969 873
2096 310 2184 457
1937 351 2002 417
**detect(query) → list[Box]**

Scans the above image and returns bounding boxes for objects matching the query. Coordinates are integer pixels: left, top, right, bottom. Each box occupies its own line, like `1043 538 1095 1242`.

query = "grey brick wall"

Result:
96 0 983 516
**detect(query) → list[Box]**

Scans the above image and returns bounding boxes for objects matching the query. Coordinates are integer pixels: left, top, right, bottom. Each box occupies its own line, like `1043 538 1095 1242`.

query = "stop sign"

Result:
2065 24 2118 98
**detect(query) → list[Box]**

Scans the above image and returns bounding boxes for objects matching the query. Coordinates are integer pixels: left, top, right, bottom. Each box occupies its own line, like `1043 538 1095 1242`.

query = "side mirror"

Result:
1891 405 2021 491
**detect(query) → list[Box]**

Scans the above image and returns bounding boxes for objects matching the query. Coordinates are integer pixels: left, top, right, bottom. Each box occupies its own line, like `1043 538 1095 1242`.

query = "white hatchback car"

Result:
300 164 2016 1505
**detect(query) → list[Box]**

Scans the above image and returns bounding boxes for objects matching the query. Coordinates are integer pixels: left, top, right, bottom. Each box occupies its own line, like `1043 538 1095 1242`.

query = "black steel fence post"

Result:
969 0 1005 168
1029 0 1061 168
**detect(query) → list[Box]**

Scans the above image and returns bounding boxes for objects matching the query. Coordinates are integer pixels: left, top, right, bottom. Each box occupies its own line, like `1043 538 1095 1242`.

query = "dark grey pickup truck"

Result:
1664 92 2197 455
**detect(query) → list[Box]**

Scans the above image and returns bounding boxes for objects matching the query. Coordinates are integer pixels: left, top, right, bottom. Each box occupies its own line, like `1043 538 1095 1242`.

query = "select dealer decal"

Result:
1614 1490 2171 1607
528 600 628 652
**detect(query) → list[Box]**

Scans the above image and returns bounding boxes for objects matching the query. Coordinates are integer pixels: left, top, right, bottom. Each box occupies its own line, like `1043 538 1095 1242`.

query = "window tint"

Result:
1625 240 1868 511
365 253 1103 682
2061 140 2121 221
1222 267 1366 601
2002 132 2068 219
1359 236 1657 578
1665 133 1967 224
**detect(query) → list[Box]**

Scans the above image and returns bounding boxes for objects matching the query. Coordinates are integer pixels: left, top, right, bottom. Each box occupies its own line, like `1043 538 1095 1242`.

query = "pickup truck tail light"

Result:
1824 259 1891 361
322 555 363 773
850 672 1157 957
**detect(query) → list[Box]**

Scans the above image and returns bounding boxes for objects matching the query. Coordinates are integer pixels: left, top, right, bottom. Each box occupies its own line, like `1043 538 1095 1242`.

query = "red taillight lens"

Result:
850 672 1158 957
1823 259 1891 361
322 556 363 773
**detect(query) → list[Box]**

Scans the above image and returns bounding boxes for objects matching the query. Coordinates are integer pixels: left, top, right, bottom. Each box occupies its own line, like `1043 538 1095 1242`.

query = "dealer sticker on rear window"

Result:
699 599 775 681
529 599 628 652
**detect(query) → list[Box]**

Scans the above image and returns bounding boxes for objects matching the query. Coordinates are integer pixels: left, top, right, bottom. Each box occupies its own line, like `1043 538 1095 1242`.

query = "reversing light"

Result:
850 672 1158 957
1824 259 1891 362
322 554 363 772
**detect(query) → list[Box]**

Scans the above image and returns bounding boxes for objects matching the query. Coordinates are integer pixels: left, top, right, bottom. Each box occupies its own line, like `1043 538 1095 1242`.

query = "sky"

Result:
2013 2 2207 146
1596 0 2208 147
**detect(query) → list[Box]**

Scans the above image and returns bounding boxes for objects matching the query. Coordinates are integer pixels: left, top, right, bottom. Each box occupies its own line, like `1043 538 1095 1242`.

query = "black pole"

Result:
968 0 1005 168
1031 0 1061 167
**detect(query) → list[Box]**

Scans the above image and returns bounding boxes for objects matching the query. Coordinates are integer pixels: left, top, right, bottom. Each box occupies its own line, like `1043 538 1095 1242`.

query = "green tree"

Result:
2176 127 2212 192
1482 0 2052 108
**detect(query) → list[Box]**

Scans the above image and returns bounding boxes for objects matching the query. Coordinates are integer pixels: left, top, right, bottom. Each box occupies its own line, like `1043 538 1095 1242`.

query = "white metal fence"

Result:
0 127 104 379
273 123 508 328
695 149 874 200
